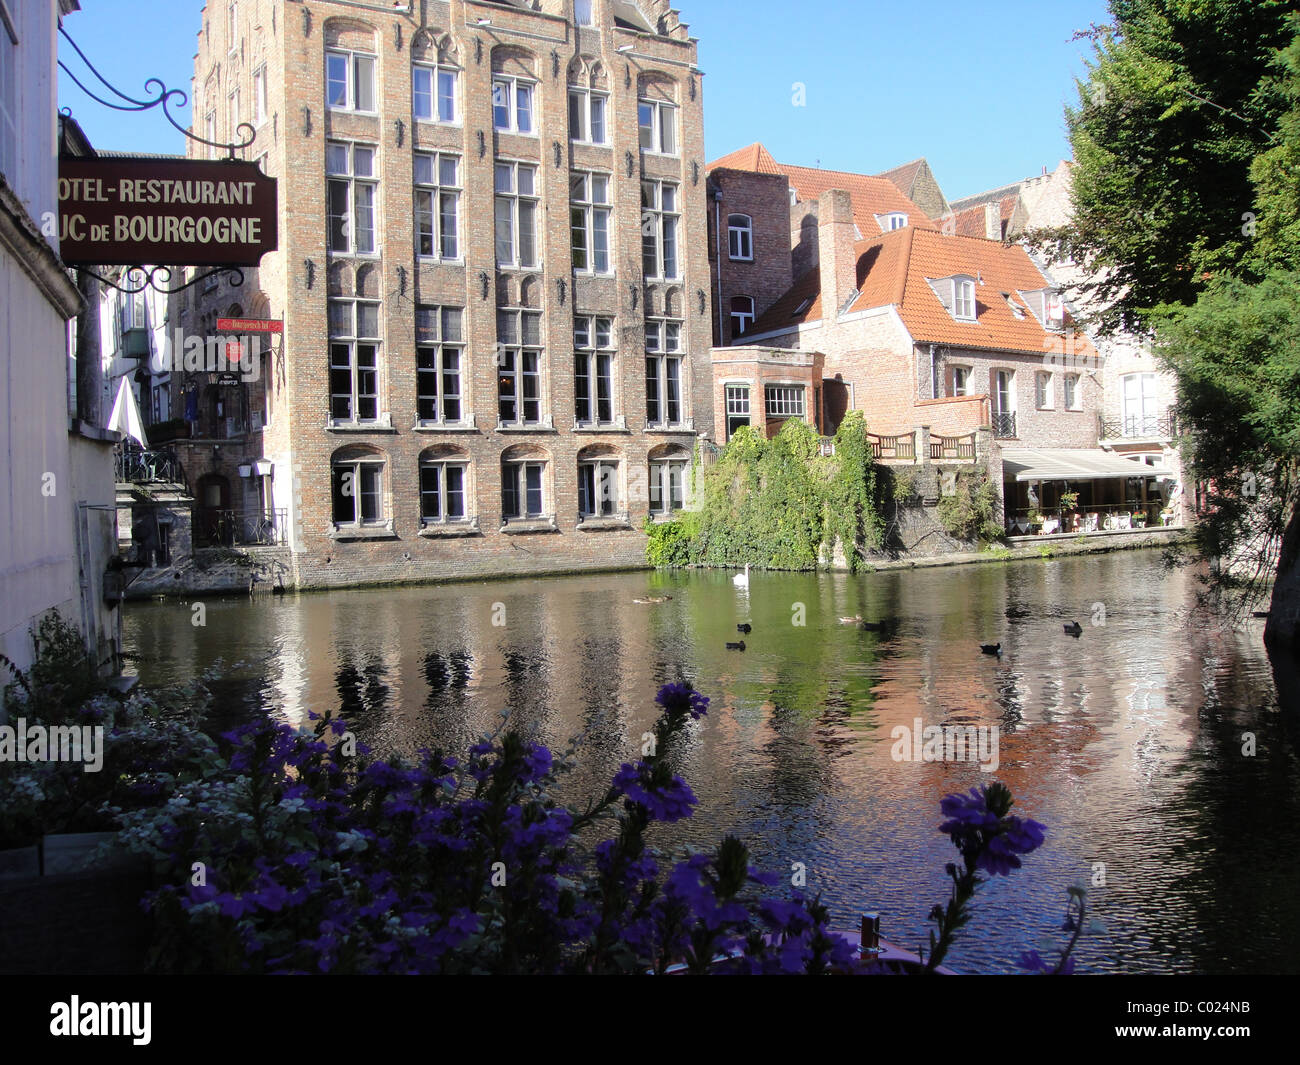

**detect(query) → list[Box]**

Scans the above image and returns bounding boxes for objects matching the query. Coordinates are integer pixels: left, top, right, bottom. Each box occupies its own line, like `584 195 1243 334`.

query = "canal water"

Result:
122 550 1299 974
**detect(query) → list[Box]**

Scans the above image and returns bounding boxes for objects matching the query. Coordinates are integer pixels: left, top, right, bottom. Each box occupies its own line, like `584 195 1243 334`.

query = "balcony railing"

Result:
930 433 977 461
991 411 1017 439
1005 502 1177 536
115 446 185 485
1098 413 1176 440
868 433 916 461
196 507 289 547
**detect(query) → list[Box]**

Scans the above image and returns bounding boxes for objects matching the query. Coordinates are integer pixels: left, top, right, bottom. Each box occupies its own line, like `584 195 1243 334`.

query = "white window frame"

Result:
951 365 971 397
415 152 461 261
638 98 677 155
568 88 608 145
495 161 540 269
492 75 536 135
649 458 687 515
328 298 382 425
227 88 241 140
879 212 907 231
497 309 544 427
326 49 377 114
993 369 1015 415
725 383 751 440
578 458 621 519
645 318 684 428
1064 372 1081 411
252 65 267 127
416 305 465 426
641 180 680 281
1035 371 1053 410
332 457 385 527
327 141 378 256
571 171 613 275
414 63 459 124
227 1 239 53
502 461 546 521
765 385 805 418
728 214 753 261
574 316 616 427
574 0 595 26
730 295 755 336
953 277 976 321
420 460 470 525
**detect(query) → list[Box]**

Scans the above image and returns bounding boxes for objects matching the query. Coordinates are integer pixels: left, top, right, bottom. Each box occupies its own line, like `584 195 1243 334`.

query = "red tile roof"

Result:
746 228 1097 360
707 142 937 236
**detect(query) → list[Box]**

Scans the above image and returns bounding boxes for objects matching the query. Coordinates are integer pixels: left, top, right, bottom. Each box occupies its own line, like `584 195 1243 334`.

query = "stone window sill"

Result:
647 511 683 524
501 515 558 535
498 420 556 433
419 518 481 538
327 415 395 432
573 419 629 433
645 421 694 433
412 420 479 433
576 514 632 532
330 520 396 541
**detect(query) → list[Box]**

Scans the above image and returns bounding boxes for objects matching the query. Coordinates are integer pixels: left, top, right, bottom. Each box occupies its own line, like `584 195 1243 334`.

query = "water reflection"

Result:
121 552 1298 974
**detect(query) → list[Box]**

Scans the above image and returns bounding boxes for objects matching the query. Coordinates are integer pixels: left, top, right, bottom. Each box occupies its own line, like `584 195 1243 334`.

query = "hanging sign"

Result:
57 156 278 267
217 318 283 333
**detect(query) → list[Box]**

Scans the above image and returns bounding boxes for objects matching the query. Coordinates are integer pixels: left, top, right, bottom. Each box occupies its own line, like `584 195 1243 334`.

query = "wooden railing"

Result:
868 433 916 461
930 434 976 461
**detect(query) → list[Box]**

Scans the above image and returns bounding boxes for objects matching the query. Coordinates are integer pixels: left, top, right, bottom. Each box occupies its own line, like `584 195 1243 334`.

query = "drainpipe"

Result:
712 184 725 345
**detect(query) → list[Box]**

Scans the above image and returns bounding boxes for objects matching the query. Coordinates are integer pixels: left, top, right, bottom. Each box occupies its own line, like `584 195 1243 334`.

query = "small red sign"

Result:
218 318 283 333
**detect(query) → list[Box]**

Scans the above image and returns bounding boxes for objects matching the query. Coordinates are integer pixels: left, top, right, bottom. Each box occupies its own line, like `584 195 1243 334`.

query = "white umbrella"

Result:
107 376 148 449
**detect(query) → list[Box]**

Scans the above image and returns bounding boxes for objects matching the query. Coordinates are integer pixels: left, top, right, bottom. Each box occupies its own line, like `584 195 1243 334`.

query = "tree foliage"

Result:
1065 1 1300 646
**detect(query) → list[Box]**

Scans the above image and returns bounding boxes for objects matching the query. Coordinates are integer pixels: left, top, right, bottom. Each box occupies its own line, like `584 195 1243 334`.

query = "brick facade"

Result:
174 0 712 589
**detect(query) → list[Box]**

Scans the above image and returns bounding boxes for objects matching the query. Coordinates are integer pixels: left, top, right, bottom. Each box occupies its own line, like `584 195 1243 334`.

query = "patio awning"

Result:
1000 448 1169 483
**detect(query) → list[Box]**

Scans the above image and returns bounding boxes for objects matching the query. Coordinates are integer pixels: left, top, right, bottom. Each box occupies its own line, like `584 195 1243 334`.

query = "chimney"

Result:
818 188 857 317
984 202 999 240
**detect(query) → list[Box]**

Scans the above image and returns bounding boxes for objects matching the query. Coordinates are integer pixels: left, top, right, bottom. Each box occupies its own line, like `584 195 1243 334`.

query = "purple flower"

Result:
611 762 697 823
655 683 710 721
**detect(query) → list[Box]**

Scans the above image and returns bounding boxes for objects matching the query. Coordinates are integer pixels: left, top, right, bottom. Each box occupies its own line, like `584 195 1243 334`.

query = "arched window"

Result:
419 445 470 525
730 295 755 336
648 444 689 516
331 446 386 527
728 214 753 261
577 444 621 519
324 20 377 113
501 444 549 523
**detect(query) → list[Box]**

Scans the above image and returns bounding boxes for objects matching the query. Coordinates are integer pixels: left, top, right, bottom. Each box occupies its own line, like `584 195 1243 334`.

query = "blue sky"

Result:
58 0 1110 200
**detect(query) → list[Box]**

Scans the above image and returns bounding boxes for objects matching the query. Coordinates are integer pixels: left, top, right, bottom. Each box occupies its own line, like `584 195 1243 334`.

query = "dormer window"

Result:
877 212 907 231
953 277 976 321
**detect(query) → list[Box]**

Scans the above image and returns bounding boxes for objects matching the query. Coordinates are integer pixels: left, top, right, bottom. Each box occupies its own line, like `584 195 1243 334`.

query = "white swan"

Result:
733 563 750 588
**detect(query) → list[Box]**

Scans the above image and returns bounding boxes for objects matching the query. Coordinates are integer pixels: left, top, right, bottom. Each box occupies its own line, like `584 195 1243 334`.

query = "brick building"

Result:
706 149 1180 537
172 0 712 589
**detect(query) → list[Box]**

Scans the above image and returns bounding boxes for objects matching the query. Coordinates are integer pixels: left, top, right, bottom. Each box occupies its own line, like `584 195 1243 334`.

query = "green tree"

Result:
1065 1 1300 650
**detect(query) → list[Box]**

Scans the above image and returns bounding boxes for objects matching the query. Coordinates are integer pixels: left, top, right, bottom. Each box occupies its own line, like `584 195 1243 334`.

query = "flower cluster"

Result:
939 783 1046 876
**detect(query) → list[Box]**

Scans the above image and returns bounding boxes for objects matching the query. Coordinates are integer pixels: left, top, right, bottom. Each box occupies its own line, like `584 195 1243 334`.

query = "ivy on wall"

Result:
645 413 884 573
935 470 1005 544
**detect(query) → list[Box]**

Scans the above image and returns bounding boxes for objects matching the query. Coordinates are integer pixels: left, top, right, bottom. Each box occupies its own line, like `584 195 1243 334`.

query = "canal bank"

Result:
122 523 1191 600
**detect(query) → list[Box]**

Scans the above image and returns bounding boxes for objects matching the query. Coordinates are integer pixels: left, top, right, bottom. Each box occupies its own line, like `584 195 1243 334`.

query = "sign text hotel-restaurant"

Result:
58 157 278 267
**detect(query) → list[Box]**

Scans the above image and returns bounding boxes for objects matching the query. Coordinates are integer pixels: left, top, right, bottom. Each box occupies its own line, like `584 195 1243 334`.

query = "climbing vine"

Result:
645 414 884 572
936 470 1005 545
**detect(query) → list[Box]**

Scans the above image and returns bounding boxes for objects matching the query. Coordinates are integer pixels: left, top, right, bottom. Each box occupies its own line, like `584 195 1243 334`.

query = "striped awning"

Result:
1000 448 1169 483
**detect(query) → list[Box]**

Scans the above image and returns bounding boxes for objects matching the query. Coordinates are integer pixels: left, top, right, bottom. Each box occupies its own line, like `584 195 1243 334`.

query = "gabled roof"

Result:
709 142 782 174
707 142 936 236
873 158 927 194
746 228 1097 360
949 181 1025 214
